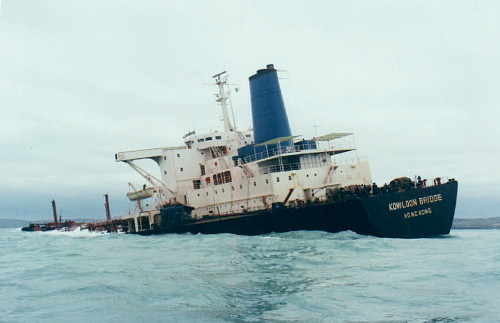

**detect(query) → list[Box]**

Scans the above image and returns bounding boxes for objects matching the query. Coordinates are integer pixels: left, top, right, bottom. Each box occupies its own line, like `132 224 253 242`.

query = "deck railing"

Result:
242 142 355 164
257 156 369 175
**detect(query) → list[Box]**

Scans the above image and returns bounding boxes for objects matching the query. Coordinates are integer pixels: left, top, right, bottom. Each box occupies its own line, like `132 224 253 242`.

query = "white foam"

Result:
44 226 110 237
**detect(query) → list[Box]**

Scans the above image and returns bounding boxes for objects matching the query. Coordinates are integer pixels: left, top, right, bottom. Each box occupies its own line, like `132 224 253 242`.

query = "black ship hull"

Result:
138 181 458 239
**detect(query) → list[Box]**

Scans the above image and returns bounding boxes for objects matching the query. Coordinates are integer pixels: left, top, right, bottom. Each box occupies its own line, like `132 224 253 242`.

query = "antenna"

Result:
212 71 226 79
313 125 321 139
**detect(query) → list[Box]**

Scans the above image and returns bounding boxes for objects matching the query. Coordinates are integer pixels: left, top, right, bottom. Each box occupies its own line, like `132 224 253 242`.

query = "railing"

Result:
242 145 300 163
259 162 302 174
242 141 356 164
257 156 369 175
243 144 355 164
332 155 368 166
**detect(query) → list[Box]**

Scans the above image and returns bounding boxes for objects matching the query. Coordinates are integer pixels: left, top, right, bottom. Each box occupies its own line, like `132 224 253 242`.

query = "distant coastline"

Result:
1 217 499 230
452 217 500 230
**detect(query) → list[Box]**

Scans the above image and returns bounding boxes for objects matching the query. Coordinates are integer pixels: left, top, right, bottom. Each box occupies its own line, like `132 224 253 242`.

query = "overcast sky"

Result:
1 0 499 220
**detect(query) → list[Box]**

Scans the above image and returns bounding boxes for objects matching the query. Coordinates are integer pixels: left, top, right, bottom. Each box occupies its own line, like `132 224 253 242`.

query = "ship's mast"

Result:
213 71 234 132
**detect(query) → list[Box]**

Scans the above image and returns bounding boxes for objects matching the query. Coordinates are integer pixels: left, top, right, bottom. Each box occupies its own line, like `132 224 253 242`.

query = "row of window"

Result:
197 135 223 142
213 171 232 185
163 153 182 161
194 173 318 195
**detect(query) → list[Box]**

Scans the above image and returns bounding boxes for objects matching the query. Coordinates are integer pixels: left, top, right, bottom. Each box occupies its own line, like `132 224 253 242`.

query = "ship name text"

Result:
404 208 432 219
388 194 443 211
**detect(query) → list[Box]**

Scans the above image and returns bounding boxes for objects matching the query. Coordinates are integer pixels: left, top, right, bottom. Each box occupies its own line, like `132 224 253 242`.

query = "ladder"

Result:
210 146 230 169
239 164 254 178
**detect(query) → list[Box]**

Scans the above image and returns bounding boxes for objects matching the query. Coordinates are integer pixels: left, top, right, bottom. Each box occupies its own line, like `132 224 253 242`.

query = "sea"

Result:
0 229 498 323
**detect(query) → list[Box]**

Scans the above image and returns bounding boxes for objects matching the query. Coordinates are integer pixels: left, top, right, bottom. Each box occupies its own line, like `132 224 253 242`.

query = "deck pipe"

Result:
51 199 58 224
104 194 111 221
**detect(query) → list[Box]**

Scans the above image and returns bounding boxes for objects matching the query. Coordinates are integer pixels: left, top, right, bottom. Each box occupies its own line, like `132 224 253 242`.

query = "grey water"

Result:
1 229 498 323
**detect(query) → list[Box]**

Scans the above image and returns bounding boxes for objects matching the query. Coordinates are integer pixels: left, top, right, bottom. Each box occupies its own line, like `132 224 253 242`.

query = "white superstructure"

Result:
115 69 372 230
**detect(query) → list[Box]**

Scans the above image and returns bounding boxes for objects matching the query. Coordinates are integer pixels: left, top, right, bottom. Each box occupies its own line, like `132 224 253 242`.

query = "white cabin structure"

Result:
115 67 372 231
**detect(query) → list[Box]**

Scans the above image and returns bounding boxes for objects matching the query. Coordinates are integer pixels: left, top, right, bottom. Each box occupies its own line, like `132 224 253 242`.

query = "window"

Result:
222 188 225 193
205 137 212 141
224 171 232 183
177 154 180 157
198 138 204 142
277 177 280 182
240 185 243 189
193 180 201 189
180 167 183 171
288 176 292 181
215 136 222 139
217 173 223 185
164 171 167 175
266 179 269 184
213 174 218 185
164 156 166 160
253 182 256 186
200 164 205 176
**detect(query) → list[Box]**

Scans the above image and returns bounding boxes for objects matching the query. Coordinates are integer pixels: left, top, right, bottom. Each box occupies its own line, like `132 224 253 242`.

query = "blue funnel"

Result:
249 64 292 145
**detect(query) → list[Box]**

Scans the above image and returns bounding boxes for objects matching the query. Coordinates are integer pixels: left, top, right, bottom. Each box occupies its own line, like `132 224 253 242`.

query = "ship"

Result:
113 64 458 238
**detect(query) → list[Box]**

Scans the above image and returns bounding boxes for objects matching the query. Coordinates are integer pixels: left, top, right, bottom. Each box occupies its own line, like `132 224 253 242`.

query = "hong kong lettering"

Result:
388 194 443 212
404 208 432 219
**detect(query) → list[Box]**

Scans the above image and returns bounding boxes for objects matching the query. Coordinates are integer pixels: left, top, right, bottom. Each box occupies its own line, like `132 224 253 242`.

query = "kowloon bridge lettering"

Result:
388 194 443 212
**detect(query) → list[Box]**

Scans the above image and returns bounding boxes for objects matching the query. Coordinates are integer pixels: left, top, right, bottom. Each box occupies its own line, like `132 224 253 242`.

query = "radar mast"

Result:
213 71 235 132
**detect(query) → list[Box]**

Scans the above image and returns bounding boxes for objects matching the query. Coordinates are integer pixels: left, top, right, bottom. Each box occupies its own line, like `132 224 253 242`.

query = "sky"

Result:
1 0 499 220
